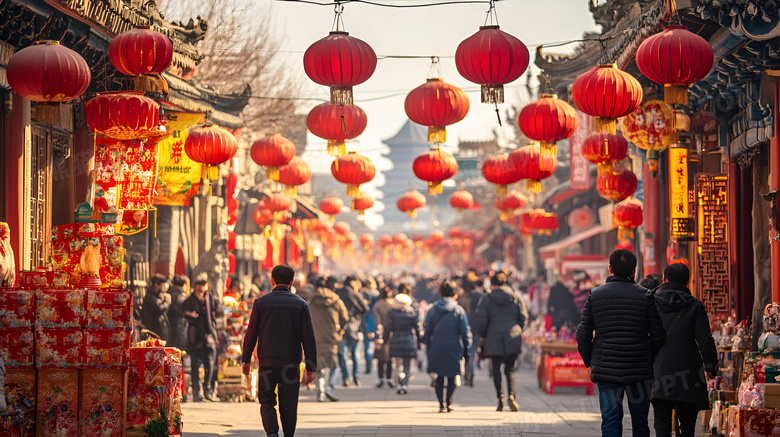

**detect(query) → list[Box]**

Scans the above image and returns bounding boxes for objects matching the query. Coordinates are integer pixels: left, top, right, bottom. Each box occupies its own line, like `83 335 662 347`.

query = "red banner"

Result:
569 110 592 191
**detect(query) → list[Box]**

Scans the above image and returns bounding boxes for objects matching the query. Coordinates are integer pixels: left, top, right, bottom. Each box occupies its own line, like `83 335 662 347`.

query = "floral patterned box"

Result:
35 327 84 368
37 368 79 437
127 346 167 430
166 361 184 435
0 288 35 328
0 327 34 368
35 289 85 328
85 289 132 328
81 369 125 437
0 369 36 436
84 328 131 368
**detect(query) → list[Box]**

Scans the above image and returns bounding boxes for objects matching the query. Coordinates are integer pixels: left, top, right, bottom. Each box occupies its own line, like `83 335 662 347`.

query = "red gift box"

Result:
0 288 35 327
729 406 780 437
0 327 34 368
127 346 168 430
37 369 79 437
85 289 133 328
81 369 125 437
84 328 131 368
166 362 184 435
36 327 84 368
17 270 52 290
36 289 85 328
0 369 36 435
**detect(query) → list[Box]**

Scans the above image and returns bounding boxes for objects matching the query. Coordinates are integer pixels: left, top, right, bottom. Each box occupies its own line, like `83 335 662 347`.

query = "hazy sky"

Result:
267 0 601 227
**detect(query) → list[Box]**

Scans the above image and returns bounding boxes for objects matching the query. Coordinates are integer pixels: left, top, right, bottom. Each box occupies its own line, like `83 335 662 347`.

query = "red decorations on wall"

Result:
509 143 558 193
635 26 714 104
597 167 638 202
581 133 628 175
405 78 469 143
276 157 311 198
307 103 367 157
412 149 459 196
521 209 559 236
303 31 377 105
85 92 160 140
449 190 474 214
250 134 296 180
109 26 172 91
183 124 238 186
397 190 427 219
518 94 578 156
613 196 643 240
319 197 344 220
571 63 643 134
482 153 521 197
331 152 376 198
351 193 374 216
455 26 529 104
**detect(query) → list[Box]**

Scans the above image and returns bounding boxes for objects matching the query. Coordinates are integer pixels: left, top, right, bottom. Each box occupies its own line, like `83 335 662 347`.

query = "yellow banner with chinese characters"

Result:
153 112 204 206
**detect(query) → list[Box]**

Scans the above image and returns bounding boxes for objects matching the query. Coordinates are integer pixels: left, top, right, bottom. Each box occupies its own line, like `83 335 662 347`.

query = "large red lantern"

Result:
109 27 172 91
405 78 469 143
276 157 311 198
635 26 714 105
250 134 296 180
581 133 628 175
572 64 643 134
412 149 458 196
518 94 578 156
303 31 377 105
597 167 638 202
397 190 427 219
331 152 376 198
184 124 238 185
319 197 344 220
509 143 558 193
455 26 529 104
520 209 559 236
307 103 367 157
85 92 160 140
351 193 374 216
482 153 521 197
613 196 643 240
449 190 474 214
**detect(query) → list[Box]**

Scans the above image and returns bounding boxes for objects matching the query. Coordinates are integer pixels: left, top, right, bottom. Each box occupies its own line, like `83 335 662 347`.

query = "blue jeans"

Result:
467 340 478 378
362 334 374 373
597 381 651 437
339 336 360 382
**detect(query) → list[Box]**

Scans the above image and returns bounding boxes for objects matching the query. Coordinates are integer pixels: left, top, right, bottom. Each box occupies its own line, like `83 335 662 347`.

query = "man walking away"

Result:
242 265 317 437
141 273 171 341
336 276 369 386
576 249 667 437
182 279 221 402
167 275 189 351
651 263 717 437
309 276 349 402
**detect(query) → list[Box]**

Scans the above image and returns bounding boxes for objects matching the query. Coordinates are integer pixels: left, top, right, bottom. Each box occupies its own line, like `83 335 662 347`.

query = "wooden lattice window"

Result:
22 125 52 270
696 174 730 316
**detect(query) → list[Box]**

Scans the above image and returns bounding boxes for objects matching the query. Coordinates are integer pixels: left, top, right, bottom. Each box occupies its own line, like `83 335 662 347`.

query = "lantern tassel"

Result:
595 117 616 134
500 212 508 222
526 180 542 194
597 161 614 176
208 165 219 180
407 210 417 219
327 141 347 157
285 185 297 198
427 181 443 196
428 126 446 144
496 185 508 198
647 149 661 178
618 227 635 240
664 84 689 105
540 141 557 157
347 183 359 199
331 86 354 105
266 167 280 181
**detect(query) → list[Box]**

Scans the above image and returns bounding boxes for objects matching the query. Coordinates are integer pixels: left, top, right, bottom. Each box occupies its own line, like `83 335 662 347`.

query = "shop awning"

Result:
538 225 604 260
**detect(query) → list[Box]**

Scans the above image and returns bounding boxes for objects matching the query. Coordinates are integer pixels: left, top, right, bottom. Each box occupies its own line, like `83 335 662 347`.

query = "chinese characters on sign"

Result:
696 174 729 315
154 112 205 206
668 146 694 239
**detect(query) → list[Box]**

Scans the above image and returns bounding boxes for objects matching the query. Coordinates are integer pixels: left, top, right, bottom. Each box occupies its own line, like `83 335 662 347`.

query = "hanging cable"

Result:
483 0 499 26
279 0 496 7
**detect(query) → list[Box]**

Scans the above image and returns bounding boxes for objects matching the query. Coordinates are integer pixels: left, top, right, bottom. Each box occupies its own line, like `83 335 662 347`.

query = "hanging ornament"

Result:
184 124 237 194
509 143 558 193
495 191 527 221
449 190 474 214
307 103 367 157
613 196 643 240
405 76 469 144
276 157 311 198
264 193 292 222
331 152 376 199
572 64 643 134
520 209 559 236
360 234 375 250
620 100 677 177
482 152 521 197
597 167 638 202
351 193 374 216
412 149 458 196
85 91 161 140
581 133 628 176
518 94 578 157
109 26 173 92
397 190 427 219
250 134 296 181
319 197 344 221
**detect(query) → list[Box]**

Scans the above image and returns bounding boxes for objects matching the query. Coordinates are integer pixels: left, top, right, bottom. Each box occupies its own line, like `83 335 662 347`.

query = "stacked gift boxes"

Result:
543 353 593 395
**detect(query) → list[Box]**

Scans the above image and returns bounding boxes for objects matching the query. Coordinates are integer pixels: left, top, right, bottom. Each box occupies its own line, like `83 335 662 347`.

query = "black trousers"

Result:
652 398 700 437
377 361 392 380
435 376 456 407
257 365 301 437
490 354 518 398
191 346 216 398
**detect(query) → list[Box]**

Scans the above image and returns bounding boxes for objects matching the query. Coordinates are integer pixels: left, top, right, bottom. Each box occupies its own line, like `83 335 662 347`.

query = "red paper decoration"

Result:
597 167 638 202
250 134 296 180
351 193 374 216
481 153 521 196
518 94 578 157
397 190 427 219
635 26 714 104
319 197 344 220
449 190 474 214
109 27 172 79
276 157 311 198
303 31 377 105
508 143 558 193
613 196 643 240
307 103 367 157
572 64 643 134
455 26 529 104
333 222 351 236
184 124 238 183
581 133 628 175
85 92 160 140
405 78 469 143
412 149 459 196
331 152 376 198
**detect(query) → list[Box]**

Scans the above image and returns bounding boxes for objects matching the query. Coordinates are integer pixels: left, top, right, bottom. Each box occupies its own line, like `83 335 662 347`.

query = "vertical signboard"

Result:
570 110 592 190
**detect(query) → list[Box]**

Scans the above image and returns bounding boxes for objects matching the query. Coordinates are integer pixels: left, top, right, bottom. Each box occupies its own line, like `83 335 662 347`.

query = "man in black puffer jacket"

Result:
576 249 666 437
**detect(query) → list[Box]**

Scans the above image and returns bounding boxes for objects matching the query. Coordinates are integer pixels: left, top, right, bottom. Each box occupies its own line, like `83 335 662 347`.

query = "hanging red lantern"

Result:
226 197 238 226
518 94 578 156
184 124 237 190
351 193 374 216
482 153 521 197
264 193 292 212
393 233 409 246
333 221 351 236
378 235 393 250
448 227 461 239
397 190 427 219
581 133 628 175
109 27 173 91
520 209 559 236
430 230 445 242
412 149 459 196
250 134 296 181
276 157 311 198
495 191 527 221
360 234 375 250
405 78 469 143
331 152 376 198
85 91 160 140
571 64 643 134
303 31 377 105
455 26 529 104
508 143 558 193
253 204 275 228
7 41 91 123
307 103 367 157
449 190 474 214
597 167 638 202
319 197 344 221
635 26 714 105
613 196 643 240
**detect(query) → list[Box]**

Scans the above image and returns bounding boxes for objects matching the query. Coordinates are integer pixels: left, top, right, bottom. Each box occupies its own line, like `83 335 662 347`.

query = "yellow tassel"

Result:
526 180 541 193
209 181 213 197
266 167 280 181
428 126 446 144
618 227 634 240
595 117 616 134
664 84 688 105
432 196 436 211
329 215 335 222
427 182 443 196
407 210 417 219
285 186 297 198
500 212 508 221
327 141 346 157
201 165 209 180
597 162 614 176
347 184 359 199
497 185 508 197
540 141 557 157
208 165 219 180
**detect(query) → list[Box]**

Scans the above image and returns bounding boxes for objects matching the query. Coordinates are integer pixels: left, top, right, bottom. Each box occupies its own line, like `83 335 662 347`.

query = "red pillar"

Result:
773 78 780 302
643 162 659 275
4 94 29 273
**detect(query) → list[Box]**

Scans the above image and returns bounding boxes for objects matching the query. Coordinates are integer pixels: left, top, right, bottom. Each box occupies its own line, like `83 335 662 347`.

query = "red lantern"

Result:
393 233 409 246
319 197 344 220
351 193 374 216
572 64 643 134
333 222 351 236
430 230 445 242
482 153 521 197
276 157 311 198
253 204 275 228
250 134 296 180
360 234 375 250
495 191 527 221
397 190 427 219
303 31 377 105
378 235 393 249
508 143 558 193
85 91 160 140
448 227 461 239
109 27 172 91
597 167 638 202
184 124 237 186
307 103 367 157
581 133 628 175
331 152 376 198
518 94 578 156
449 190 474 214
635 26 714 104
613 196 643 240
455 26 529 104
264 193 292 223
412 149 458 196
520 209 559 236
405 78 469 143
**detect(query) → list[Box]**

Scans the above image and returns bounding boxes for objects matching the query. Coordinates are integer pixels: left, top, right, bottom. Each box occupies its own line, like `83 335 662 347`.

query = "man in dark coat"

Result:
167 275 189 351
547 279 578 329
141 274 171 340
308 276 348 402
182 279 221 402
651 263 717 437
242 265 316 437
384 293 421 394
335 276 369 386
576 249 666 437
